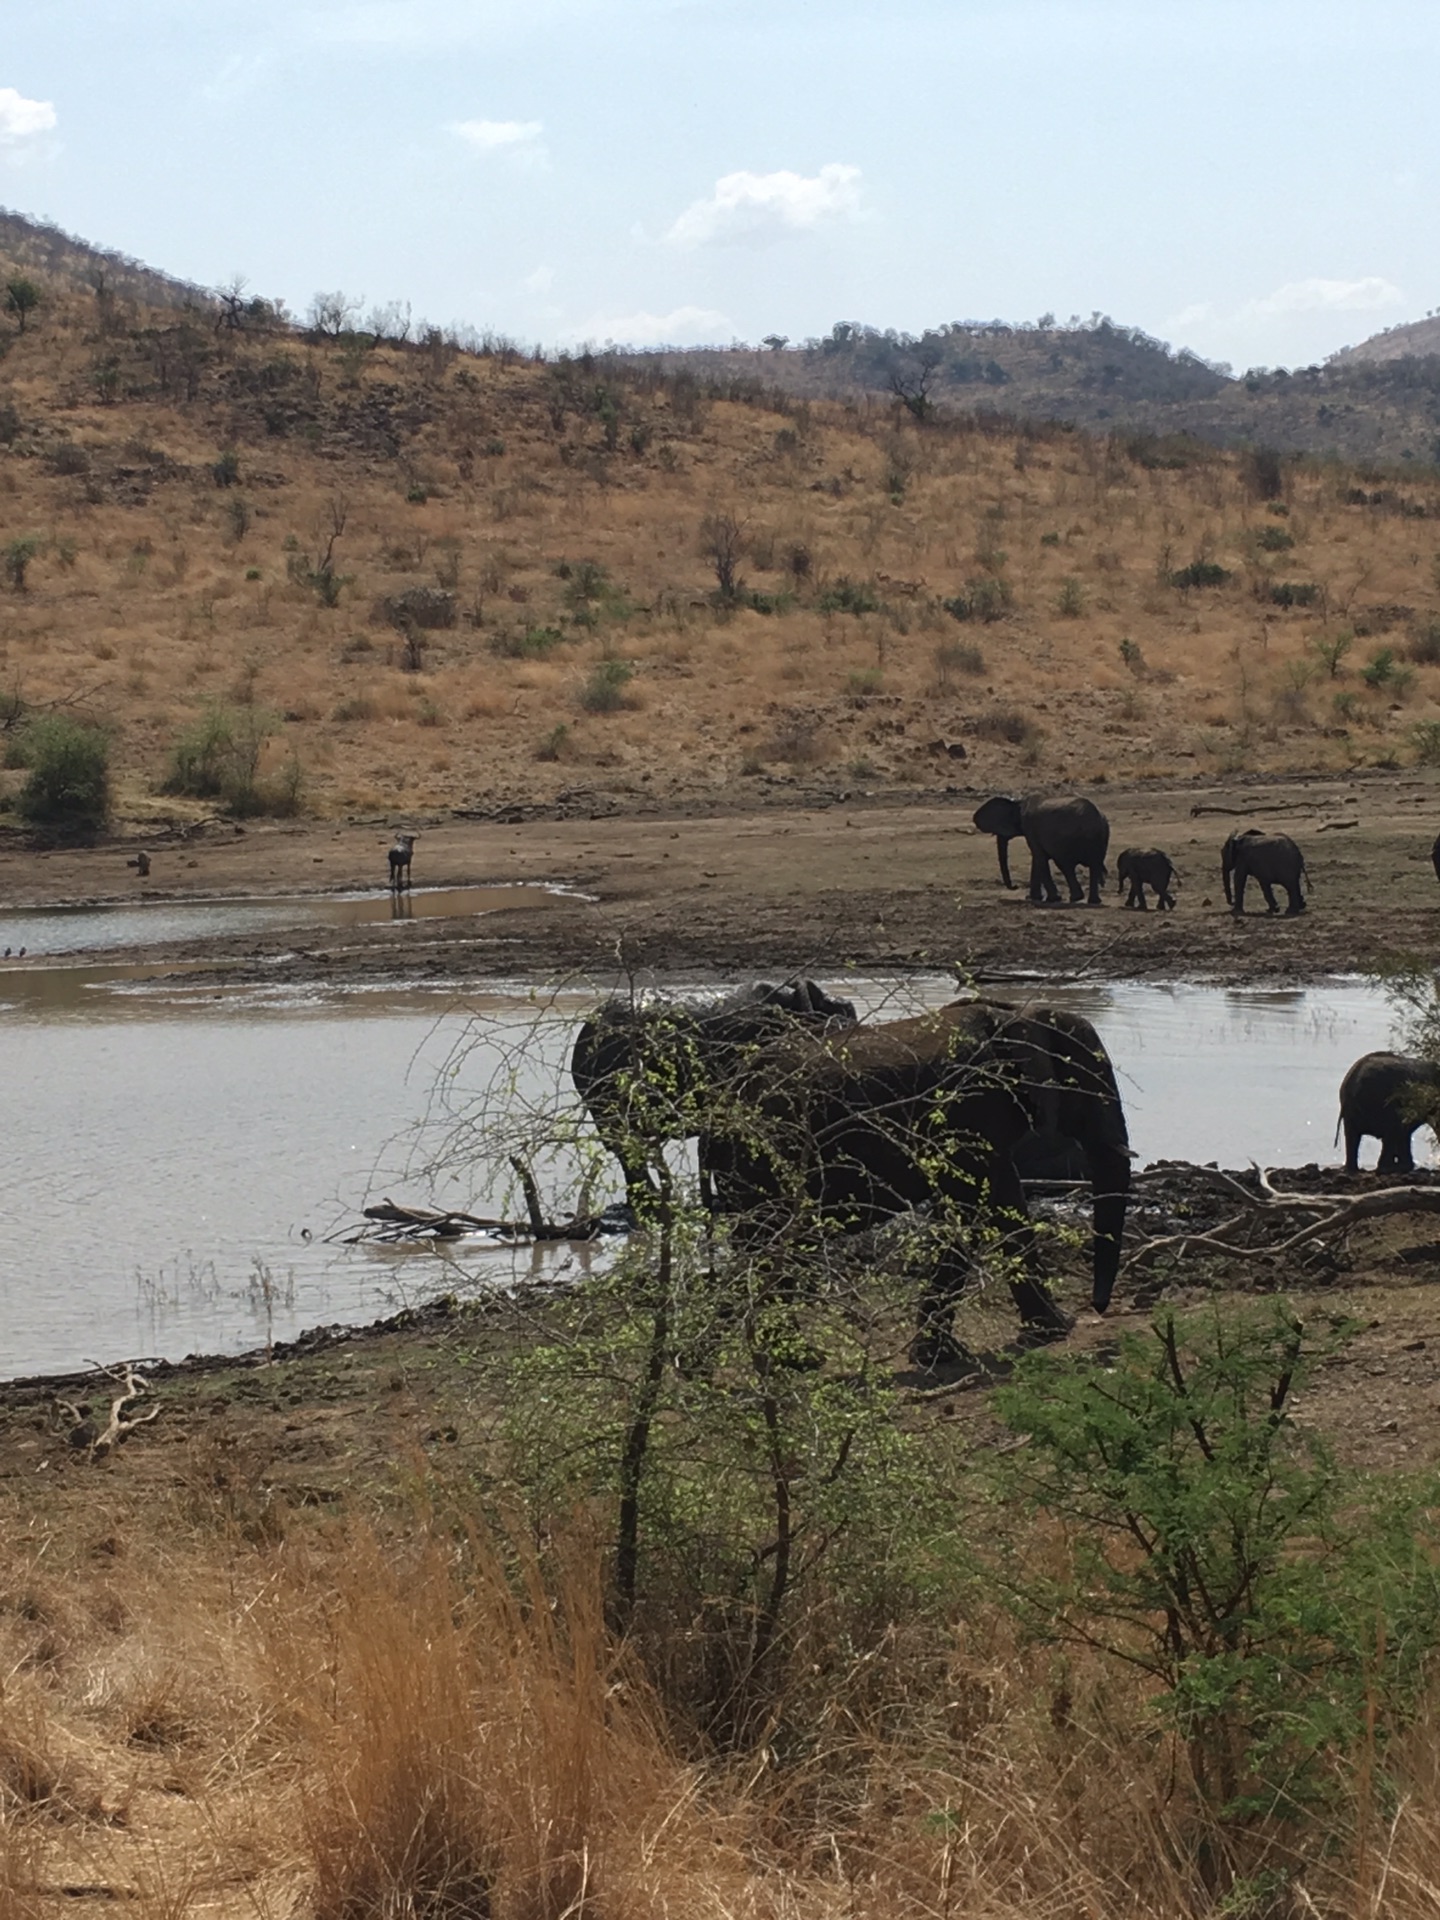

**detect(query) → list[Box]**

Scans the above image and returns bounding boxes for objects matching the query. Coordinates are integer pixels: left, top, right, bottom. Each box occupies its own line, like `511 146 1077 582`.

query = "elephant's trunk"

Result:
1221 843 1235 906
996 835 1013 889
1086 1142 1130 1313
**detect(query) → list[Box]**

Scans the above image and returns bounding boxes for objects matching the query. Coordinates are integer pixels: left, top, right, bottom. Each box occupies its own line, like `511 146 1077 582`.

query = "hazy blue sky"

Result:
3 0 1436 369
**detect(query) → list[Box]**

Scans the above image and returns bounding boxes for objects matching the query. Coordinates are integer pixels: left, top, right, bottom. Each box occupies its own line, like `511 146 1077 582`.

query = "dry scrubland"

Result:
4 1300 1440 1920
4 287 1440 821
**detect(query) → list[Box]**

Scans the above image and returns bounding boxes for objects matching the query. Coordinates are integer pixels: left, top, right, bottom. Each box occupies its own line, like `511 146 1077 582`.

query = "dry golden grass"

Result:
3 288 1440 822
0 1470 1436 1920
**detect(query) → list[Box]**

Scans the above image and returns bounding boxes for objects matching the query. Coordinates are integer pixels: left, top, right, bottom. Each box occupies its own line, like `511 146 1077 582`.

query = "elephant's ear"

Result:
973 795 1022 837
995 1014 1064 1134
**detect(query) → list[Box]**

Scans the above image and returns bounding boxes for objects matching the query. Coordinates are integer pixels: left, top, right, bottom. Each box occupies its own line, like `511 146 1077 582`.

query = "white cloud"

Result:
1252 276 1404 316
565 304 732 347
663 162 861 248
450 118 547 165
0 88 57 146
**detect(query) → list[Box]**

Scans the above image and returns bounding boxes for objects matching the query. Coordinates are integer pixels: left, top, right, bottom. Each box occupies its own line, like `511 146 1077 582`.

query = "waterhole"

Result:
0 883 580 958
0 971 1414 1380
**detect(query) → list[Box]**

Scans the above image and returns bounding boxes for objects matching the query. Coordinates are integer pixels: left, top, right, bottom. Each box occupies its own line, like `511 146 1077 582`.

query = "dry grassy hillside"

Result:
5 276 1440 827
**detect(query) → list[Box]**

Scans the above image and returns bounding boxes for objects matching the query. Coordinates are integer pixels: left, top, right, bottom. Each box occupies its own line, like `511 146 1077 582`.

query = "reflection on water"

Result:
0 970 1414 1380
0 883 580 958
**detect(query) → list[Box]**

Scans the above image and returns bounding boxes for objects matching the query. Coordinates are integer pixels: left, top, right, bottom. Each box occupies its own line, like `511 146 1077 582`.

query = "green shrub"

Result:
3 536 42 592
1254 524 1295 552
1119 636 1145 673
1361 647 1399 688
846 667 883 697
992 1305 1440 1848
578 658 634 714
15 716 110 831
817 576 880 615
1407 620 1440 665
1269 580 1322 608
1308 629 1353 677
1411 720 1440 766
1055 576 1086 617
943 577 1012 623
163 702 283 815
1170 559 1231 590
489 624 564 659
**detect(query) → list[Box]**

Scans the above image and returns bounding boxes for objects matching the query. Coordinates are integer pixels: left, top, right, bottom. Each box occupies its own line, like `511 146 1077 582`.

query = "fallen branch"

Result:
83 1364 159 1460
1124 1178 1440 1272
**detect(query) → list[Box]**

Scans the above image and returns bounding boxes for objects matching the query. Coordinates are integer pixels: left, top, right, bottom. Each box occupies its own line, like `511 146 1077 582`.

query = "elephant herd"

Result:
571 981 1131 1368
972 791 1312 916
570 983 1440 1371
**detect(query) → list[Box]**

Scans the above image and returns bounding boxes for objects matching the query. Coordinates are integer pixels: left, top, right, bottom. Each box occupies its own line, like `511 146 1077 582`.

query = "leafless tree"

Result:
699 512 747 604
887 339 946 423
308 291 361 338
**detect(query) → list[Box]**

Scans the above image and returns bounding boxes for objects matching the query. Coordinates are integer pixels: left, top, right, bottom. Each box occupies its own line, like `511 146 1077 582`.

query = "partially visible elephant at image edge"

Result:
1221 828 1307 916
973 793 1111 907
1337 1051 1440 1174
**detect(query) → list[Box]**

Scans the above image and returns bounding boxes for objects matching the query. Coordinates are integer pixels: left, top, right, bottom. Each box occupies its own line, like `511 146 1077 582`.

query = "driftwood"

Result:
1124 1169 1440 1272
71 1364 159 1460
356 1163 608 1246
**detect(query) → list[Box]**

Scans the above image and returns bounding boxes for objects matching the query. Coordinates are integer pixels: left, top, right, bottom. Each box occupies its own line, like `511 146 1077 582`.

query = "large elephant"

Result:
1115 847 1176 911
973 794 1111 906
1221 829 1308 916
703 997 1131 1365
570 979 858 1213
1336 1051 1440 1173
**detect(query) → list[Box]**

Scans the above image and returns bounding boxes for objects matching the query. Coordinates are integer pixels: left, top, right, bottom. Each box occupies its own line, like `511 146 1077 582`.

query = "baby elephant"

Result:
1115 847 1176 911
1337 1051 1440 1173
388 833 416 890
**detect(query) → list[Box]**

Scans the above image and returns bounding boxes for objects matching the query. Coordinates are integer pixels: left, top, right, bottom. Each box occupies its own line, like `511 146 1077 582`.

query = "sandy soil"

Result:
2 770 1439 989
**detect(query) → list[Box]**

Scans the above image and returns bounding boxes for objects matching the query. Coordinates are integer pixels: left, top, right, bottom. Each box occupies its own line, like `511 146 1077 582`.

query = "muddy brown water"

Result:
0 967 1416 1380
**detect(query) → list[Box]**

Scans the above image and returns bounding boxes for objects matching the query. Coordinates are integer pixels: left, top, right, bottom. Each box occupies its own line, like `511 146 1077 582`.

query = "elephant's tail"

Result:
1334 1108 1342 1148
1300 856 1310 897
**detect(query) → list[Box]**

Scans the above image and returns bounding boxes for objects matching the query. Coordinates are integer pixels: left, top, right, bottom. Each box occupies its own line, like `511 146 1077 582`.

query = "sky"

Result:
2 0 1437 372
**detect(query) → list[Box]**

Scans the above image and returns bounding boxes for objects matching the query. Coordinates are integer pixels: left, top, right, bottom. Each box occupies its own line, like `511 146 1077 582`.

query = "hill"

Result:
4 218 1440 829
624 320 1440 467
0 205 212 314
1333 313 1440 367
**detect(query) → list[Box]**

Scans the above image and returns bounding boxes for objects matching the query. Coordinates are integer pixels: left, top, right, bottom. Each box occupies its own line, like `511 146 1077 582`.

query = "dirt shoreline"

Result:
1 771 1438 989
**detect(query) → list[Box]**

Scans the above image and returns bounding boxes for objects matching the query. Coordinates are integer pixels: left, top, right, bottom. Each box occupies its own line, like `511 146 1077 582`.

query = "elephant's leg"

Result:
984 1154 1072 1336
1342 1117 1364 1174
1380 1130 1416 1174
1259 878 1281 914
1231 872 1248 916
1057 862 1084 905
1284 878 1306 915
1029 849 1061 905
1132 882 1149 911
912 1241 977 1370
1159 886 1175 910
1084 863 1104 907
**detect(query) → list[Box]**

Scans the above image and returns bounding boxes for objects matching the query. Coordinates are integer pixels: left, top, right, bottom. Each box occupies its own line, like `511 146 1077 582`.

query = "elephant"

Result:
1336 1051 1440 1173
570 979 858 1215
702 997 1131 1366
973 794 1111 906
1221 829 1307 916
1115 847 1176 911
388 834 416 891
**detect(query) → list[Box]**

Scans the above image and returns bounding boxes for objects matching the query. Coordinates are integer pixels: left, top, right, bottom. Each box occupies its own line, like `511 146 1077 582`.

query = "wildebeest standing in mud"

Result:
702 997 1132 1368
388 833 416 891
570 979 858 1216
